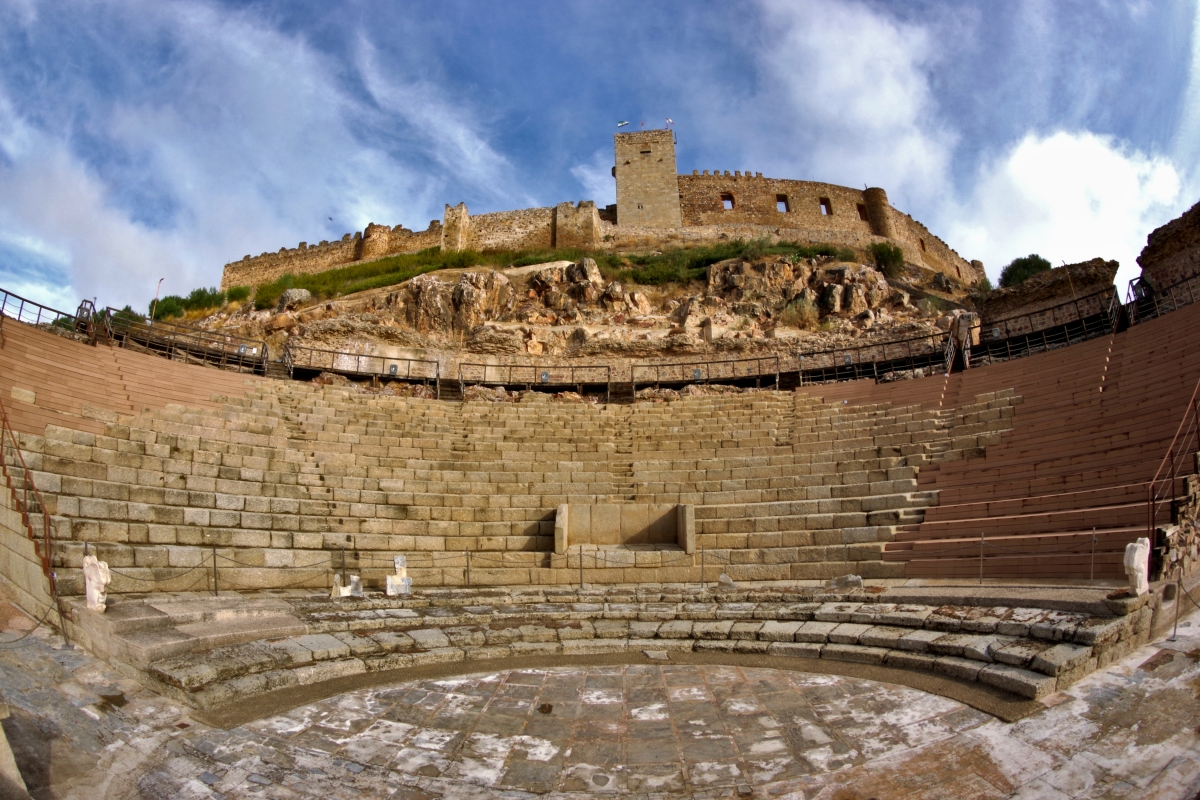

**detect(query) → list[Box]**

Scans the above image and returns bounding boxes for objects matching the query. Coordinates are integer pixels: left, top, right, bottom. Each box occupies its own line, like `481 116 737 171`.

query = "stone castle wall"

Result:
220 131 982 290
220 221 443 290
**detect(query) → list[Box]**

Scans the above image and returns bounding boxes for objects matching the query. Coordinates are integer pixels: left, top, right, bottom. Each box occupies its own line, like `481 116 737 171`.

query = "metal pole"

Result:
979 531 984 585
578 545 583 589
465 548 471 588
1171 574 1182 641
1090 529 1096 581
212 545 218 597
701 544 706 590
341 545 347 586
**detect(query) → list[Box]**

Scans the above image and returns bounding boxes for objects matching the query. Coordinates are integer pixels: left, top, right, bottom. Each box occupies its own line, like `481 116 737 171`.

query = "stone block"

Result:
657 620 694 639
978 664 1057 699
858 626 908 648
884 650 937 671
814 602 862 622
933 655 983 681
897 629 945 652
1030 643 1093 677
795 621 839 643
692 621 735 639
828 623 873 644
992 640 1050 668
822 644 889 665
407 628 452 650
758 620 804 642
293 634 352 662
767 641 822 659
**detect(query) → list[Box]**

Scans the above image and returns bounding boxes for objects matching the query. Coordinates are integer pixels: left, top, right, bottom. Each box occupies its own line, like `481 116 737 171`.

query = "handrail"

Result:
105 308 269 374
0 394 67 642
1146 374 1200 545
284 343 440 381
0 287 75 328
458 362 612 402
1125 269 1200 326
632 354 780 390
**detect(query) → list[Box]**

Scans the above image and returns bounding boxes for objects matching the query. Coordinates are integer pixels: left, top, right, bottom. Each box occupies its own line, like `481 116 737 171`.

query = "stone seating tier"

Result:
19 381 1018 593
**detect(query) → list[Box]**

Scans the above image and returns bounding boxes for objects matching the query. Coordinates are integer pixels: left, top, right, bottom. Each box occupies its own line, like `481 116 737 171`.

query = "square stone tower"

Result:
614 130 682 228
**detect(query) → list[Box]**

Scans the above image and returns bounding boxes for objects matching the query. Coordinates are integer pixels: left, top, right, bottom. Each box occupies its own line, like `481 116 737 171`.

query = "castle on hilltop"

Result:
221 130 983 290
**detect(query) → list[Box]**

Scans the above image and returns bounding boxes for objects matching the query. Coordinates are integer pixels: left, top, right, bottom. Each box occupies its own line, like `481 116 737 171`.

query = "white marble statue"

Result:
82 554 111 612
1123 537 1151 596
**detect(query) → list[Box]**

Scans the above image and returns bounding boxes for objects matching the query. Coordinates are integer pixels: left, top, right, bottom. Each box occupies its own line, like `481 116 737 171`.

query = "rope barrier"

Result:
0 603 58 648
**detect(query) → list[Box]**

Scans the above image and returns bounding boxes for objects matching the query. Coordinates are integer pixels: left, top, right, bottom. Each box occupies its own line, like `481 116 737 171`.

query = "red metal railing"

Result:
1147 374 1200 542
0 394 67 640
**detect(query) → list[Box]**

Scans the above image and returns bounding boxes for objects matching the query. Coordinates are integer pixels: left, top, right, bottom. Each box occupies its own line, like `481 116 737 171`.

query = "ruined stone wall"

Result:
220 221 443 290
678 173 873 234
982 259 1118 323
614 130 683 228
555 201 602 249
1138 200 1200 290
466 207 556 252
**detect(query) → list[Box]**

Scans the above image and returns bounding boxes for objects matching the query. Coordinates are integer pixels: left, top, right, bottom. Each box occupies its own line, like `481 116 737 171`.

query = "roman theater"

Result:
0 131 1198 799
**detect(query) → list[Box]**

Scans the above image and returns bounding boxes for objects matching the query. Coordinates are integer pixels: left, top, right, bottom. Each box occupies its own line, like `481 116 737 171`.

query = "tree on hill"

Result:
999 254 1052 288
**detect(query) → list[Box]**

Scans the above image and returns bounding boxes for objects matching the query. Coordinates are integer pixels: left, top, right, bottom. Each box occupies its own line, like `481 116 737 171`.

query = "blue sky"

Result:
0 0 1196 312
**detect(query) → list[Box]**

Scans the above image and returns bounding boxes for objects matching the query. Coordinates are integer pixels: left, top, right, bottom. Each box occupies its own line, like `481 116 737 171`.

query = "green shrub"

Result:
150 295 186 320
976 275 993 293
778 298 819 329
252 247 496 309
868 242 905 278
998 254 1051 288
226 285 250 303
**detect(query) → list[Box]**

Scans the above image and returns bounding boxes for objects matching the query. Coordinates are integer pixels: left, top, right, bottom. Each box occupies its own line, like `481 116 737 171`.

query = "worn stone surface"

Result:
2 601 1199 799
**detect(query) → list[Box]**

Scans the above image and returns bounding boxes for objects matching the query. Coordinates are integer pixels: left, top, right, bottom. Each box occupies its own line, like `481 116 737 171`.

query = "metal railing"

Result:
1126 270 1200 325
458 363 613 402
632 355 780 391
104 308 269 375
0 395 67 642
1147 374 1200 545
0 287 75 328
283 343 441 391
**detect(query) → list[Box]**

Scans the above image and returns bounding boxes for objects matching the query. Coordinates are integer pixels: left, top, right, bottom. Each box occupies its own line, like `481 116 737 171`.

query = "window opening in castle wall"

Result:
919 239 927 251
819 197 833 215
857 203 869 221
776 195 790 213
721 193 735 210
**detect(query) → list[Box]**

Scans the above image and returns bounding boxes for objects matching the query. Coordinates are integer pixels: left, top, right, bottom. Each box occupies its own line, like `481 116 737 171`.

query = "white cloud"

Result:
748 0 956 207
0 1 509 309
944 131 1184 289
570 149 616 208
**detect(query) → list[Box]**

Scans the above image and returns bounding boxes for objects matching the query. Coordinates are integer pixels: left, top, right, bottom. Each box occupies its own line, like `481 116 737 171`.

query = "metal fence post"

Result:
212 545 219 597
979 531 985 585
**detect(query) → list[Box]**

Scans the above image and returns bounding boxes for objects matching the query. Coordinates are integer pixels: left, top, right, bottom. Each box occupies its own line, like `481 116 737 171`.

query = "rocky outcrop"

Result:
982 258 1118 323
1138 199 1200 290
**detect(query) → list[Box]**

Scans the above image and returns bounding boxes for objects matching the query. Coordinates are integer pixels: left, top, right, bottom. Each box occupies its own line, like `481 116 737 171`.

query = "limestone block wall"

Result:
0 488 53 619
463 207 555 251
614 130 683 228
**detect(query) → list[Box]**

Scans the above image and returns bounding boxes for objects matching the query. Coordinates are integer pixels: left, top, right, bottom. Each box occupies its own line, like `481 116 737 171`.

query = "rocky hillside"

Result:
197 252 973 362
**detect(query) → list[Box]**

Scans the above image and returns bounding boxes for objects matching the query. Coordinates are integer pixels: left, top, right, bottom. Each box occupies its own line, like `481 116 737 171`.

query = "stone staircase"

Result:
60 584 1163 713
